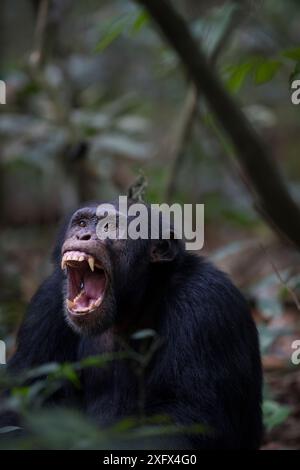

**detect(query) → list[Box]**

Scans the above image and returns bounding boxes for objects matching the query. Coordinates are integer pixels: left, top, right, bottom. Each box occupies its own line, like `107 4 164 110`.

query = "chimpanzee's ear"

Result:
150 233 182 263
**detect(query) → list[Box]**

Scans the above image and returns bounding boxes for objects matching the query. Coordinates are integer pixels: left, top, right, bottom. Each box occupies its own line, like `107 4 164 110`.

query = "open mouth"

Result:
61 251 107 316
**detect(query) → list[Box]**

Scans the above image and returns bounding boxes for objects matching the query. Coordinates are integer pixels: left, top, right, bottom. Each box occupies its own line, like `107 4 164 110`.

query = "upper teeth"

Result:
61 251 98 271
88 257 94 271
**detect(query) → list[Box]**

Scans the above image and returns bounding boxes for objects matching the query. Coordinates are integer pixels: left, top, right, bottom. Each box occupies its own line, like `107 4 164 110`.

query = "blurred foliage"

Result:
0 406 207 450
225 46 300 92
263 400 291 432
95 8 150 52
0 337 208 450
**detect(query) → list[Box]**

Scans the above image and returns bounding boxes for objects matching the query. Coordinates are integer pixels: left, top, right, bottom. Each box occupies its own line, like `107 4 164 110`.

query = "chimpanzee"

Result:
3 199 262 449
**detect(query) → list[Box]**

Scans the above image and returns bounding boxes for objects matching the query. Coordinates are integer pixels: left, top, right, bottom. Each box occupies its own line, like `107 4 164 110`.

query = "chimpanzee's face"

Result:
61 205 115 335
61 203 181 336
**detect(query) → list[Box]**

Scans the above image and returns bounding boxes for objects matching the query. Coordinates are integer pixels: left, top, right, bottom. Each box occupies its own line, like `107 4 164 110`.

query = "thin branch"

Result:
135 0 300 249
259 244 300 311
128 173 148 202
26 0 91 203
166 3 243 202
165 85 198 202
30 0 50 67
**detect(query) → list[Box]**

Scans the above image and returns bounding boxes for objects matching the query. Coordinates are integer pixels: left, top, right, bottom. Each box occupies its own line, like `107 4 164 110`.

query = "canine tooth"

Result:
94 298 102 307
67 299 75 309
61 253 69 269
88 257 95 271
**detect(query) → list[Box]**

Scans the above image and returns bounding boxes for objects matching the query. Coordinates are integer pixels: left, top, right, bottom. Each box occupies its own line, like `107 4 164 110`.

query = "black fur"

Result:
3 202 263 449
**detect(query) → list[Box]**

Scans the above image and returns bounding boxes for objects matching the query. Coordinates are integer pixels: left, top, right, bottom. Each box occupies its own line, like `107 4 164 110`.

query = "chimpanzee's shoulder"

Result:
171 252 251 322
176 252 238 291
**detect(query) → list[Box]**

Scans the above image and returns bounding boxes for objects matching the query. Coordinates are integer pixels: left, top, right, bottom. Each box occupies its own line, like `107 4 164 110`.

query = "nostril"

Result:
77 233 91 241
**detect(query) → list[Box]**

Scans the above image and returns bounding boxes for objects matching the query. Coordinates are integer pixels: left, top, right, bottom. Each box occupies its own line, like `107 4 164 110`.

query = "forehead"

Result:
71 203 121 221
71 206 97 220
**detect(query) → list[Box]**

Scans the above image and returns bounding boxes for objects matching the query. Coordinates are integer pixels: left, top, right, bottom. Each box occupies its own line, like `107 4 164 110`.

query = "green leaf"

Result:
12 386 30 398
79 351 129 369
56 364 80 388
290 61 300 84
263 400 291 431
110 417 137 432
131 329 157 340
226 57 282 90
0 426 21 434
24 362 60 380
95 16 129 53
282 46 300 61
95 9 149 53
131 10 150 34
254 60 282 85
79 354 115 368
193 3 240 56
226 61 256 92
24 408 104 449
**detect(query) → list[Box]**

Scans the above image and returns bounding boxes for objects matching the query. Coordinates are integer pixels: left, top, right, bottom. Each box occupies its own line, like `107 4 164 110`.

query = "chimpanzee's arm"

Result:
0 269 79 428
145 260 263 449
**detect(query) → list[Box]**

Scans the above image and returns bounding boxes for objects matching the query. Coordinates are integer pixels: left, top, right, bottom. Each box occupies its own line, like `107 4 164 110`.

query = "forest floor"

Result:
263 368 300 449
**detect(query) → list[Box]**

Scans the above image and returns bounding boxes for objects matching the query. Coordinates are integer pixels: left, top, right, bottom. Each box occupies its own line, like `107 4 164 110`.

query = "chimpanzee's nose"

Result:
76 232 91 241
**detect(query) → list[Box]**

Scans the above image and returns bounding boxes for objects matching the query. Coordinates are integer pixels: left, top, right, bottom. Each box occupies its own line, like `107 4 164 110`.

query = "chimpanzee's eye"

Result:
79 220 86 228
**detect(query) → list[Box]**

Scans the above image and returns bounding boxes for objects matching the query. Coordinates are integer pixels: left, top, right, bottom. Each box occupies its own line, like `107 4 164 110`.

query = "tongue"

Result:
71 269 106 312
84 270 106 300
